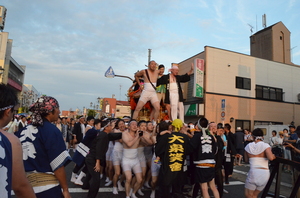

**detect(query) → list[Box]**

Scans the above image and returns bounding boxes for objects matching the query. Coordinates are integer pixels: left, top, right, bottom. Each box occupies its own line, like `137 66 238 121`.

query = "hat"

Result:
295 126 300 135
236 127 243 132
172 119 183 132
278 131 284 135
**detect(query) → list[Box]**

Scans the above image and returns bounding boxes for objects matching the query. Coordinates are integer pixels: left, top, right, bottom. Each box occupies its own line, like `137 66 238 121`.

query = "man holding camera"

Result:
122 120 144 198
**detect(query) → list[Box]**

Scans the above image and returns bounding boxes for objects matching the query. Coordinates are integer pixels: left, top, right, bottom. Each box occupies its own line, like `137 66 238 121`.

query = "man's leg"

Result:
152 101 160 123
208 179 220 198
132 100 145 120
124 170 133 197
133 172 143 195
169 90 179 121
178 102 184 122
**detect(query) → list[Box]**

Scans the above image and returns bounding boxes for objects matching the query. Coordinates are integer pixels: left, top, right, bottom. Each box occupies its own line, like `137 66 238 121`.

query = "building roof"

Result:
252 21 290 36
116 100 130 106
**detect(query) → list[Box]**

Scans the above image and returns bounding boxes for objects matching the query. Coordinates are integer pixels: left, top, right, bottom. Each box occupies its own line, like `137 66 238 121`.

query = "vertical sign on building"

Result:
221 99 226 121
193 58 204 98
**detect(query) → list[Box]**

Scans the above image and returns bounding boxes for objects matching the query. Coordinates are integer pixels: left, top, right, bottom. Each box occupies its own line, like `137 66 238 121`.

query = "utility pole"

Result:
148 49 152 64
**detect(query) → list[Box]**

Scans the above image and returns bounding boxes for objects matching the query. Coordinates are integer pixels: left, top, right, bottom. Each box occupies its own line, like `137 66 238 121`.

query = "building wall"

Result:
250 28 273 61
272 22 291 64
115 105 131 118
205 93 300 130
179 46 300 128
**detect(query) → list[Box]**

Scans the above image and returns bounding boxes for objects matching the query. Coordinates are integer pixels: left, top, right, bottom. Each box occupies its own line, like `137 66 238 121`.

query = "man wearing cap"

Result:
155 119 190 198
157 63 193 123
15 96 72 198
0 84 36 198
132 60 161 124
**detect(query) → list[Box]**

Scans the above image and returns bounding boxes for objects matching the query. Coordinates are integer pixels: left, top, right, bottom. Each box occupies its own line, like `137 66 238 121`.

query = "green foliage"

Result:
87 109 96 117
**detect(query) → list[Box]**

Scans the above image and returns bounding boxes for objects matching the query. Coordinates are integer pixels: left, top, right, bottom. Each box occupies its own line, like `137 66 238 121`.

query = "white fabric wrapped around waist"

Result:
114 142 123 151
169 82 178 91
143 83 156 92
123 148 138 159
249 157 269 169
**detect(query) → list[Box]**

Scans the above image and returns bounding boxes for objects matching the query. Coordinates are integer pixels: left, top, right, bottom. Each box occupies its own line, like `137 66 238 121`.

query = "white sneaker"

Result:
112 187 118 194
137 189 144 196
131 193 138 198
70 173 77 183
74 179 83 186
104 180 112 186
150 190 155 198
105 177 109 182
117 180 124 191
144 181 151 189
129 188 133 196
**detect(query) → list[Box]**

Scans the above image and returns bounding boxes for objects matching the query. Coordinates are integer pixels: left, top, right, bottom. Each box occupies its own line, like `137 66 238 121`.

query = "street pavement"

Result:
13 151 294 198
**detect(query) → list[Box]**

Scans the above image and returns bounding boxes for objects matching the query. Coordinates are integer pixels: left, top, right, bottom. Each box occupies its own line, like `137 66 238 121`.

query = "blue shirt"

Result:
16 121 72 173
0 132 12 198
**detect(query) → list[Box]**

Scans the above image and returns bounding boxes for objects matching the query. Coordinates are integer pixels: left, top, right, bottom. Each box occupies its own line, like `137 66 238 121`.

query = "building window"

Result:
254 121 283 125
236 76 251 90
235 120 251 131
256 85 283 101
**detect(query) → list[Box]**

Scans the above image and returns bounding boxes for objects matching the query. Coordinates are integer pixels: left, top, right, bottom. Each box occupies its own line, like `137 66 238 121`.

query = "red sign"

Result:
8 78 22 91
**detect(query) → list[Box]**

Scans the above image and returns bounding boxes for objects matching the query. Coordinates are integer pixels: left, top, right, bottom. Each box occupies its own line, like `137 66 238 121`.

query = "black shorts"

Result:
195 167 215 183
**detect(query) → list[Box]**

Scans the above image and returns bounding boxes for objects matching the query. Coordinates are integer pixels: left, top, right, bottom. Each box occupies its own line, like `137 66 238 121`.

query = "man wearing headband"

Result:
132 60 160 124
0 84 36 198
15 96 72 198
122 120 144 198
155 119 190 198
244 128 275 198
85 118 122 198
157 63 193 123
189 118 219 198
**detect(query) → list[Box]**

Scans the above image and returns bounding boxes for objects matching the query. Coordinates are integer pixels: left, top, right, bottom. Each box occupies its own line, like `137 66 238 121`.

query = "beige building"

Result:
0 32 25 94
178 22 300 130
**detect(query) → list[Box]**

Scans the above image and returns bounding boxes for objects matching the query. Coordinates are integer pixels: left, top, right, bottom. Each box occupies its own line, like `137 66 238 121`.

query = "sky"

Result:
2 0 300 112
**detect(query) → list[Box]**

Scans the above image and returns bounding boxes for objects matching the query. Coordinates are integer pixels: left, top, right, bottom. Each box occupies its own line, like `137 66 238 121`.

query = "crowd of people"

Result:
1 59 300 198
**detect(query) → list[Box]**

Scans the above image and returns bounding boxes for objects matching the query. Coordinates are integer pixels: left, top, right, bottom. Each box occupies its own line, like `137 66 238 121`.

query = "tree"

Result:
87 109 96 117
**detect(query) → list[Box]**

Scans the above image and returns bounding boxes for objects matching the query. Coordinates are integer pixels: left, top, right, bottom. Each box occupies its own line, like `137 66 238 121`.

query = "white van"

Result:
252 125 289 144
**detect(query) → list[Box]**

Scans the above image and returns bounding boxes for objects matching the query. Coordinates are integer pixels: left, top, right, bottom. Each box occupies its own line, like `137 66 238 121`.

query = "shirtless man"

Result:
135 120 153 196
132 60 160 123
122 120 143 198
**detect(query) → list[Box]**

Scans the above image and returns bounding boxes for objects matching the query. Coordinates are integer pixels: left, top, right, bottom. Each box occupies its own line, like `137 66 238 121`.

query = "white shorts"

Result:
106 145 113 161
245 169 270 191
151 154 160 177
137 147 147 168
139 90 159 104
112 149 123 166
122 149 142 174
144 146 153 164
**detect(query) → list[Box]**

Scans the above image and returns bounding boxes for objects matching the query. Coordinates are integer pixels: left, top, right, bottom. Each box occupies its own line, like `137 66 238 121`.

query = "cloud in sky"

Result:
3 0 300 111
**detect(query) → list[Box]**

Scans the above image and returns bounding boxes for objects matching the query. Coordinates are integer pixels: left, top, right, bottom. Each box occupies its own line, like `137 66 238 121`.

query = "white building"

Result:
179 22 300 130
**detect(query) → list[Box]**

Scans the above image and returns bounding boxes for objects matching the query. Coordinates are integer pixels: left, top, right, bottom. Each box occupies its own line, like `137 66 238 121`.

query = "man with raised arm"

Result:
132 61 160 124
122 120 143 198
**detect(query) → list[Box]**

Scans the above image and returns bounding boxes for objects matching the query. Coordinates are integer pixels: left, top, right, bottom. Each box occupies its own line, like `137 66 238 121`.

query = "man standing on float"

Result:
132 60 160 124
157 63 193 122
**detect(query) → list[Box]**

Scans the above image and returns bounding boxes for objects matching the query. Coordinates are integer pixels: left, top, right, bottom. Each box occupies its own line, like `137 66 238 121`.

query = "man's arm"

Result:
134 70 145 89
54 166 71 198
4 132 36 198
187 63 194 75
122 132 139 147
